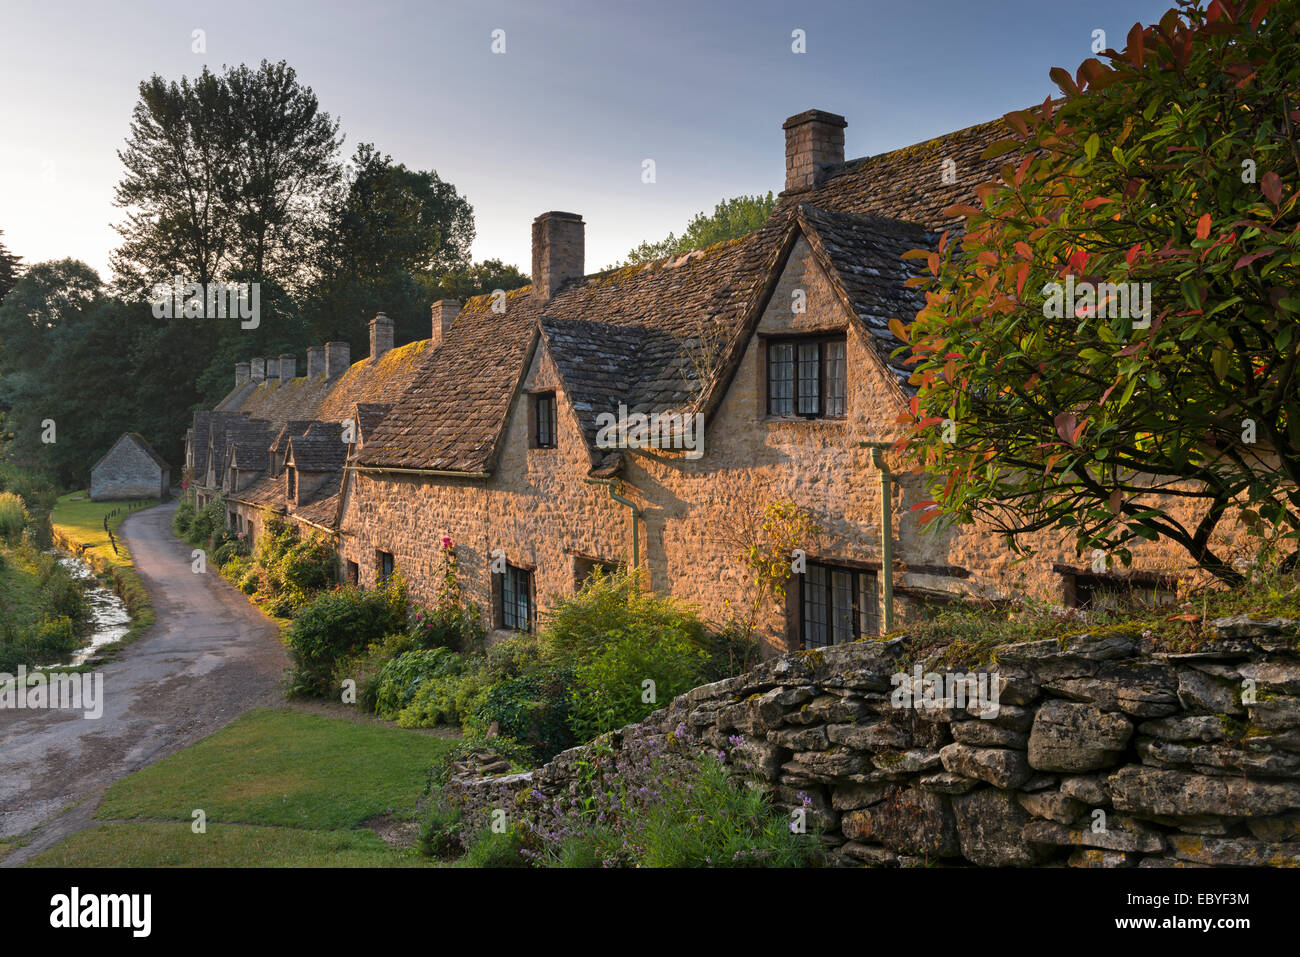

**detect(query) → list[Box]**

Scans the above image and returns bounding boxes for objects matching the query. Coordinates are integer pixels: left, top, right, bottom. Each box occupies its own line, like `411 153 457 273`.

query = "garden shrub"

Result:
473 666 577 763
459 826 531 868
373 647 465 718
171 498 195 537
395 661 494 729
212 536 251 570
185 497 224 548
284 576 407 697
416 799 465 860
333 631 414 713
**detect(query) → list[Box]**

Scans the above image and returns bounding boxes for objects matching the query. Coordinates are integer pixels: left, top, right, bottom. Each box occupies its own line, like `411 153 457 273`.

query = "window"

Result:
1066 573 1172 611
498 563 534 632
346 561 359 586
574 556 617 589
799 562 878 648
377 550 395 585
767 335 847 418
286 466 297 501
533 392 557 448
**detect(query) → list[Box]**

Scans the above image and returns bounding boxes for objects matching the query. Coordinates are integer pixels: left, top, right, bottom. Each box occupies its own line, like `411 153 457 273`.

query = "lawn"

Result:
26 707 461 867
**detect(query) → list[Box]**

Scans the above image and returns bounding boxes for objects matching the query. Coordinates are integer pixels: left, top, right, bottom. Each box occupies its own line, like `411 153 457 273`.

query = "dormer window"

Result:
767 335 847 419
533 391 557 448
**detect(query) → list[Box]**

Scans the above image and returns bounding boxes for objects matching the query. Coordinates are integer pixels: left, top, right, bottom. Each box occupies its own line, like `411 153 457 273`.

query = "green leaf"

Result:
1084 133 1100 161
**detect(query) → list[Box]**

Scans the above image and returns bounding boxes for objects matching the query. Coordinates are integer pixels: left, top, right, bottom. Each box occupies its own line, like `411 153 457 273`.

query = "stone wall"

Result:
445 616 1300 867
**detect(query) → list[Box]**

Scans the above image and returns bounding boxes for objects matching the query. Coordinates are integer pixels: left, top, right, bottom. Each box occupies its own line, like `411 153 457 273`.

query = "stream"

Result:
47 552 131 666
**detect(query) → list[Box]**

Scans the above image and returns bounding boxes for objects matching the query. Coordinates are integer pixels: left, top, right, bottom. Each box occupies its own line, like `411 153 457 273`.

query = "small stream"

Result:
46 552 132 666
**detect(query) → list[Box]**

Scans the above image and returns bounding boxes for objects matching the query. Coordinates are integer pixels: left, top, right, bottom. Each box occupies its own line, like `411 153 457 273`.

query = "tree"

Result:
612 192 776 267
895 0 1299 583
111 60 342 296
431 258 529 302
0 230 22 303
304 143 475 347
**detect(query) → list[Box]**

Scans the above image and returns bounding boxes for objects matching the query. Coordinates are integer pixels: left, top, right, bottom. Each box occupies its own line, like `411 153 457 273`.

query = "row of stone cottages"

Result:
184 105 1251 657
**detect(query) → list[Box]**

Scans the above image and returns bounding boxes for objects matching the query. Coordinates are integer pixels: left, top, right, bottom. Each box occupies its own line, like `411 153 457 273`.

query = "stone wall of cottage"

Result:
445 616 1300 867
334 236 1258 654
91 439 168 500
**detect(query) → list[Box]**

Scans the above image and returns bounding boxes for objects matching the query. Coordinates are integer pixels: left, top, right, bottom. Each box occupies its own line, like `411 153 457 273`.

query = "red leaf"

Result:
1049 67 1080 97
1127 22 1145 68
1252 0 1275 30
1015 262 1030 296
1262 171 1283 205
1054 412 1078 447
1083 197 1114 210
1235 247 1278 270
1015 241 1033 260
1109 488 1123 515
1196 213 1212 240
1125 243 1142 266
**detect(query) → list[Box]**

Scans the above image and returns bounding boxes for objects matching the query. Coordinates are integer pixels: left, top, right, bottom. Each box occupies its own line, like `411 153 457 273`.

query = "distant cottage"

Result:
185 106 1243 656
91 433 170 501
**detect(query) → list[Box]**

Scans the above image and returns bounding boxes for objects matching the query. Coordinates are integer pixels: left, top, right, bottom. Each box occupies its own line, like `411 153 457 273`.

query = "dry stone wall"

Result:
446 615 1300 867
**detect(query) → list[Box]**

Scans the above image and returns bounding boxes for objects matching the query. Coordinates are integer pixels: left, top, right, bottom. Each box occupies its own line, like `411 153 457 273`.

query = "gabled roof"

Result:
353 402 393 444
91 432 170 475
286 423 348 472
270 420 315 455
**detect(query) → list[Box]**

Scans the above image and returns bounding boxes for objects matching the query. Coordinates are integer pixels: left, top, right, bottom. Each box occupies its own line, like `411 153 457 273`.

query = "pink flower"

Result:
441 536 453 549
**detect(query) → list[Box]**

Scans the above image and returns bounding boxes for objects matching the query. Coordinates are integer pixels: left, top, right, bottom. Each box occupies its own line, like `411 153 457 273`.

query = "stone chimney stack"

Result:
307 346 326 380
431 300 461 349
235 362 250 387
279 353 296 382
325 341 351 380
251 357 266 382
783 110 847 192
369 312 394 361
266 357 280 381
531 211 584 300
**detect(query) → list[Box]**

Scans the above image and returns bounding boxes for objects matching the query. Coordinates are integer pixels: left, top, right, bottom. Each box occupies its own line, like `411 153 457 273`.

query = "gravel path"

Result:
0 501 286 865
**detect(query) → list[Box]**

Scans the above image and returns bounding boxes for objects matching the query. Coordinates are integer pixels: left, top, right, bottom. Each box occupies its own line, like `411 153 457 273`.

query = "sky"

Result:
0 0 1176 281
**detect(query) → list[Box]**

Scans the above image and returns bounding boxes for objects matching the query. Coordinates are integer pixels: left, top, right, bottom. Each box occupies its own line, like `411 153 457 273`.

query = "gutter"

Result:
860 442 896 633
584 477 641 568
348 464 492 479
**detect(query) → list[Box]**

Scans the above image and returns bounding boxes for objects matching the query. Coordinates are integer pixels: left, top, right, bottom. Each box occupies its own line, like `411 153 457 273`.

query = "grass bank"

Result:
27 707 461 867
50 491 158 659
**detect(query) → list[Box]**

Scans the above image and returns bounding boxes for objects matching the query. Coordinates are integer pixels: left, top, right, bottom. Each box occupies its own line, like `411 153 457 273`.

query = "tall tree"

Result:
111 60 342 296
431 258 529 302
305 143 475 347
612 192 776 267
896 0 1299 582
0 230 23 303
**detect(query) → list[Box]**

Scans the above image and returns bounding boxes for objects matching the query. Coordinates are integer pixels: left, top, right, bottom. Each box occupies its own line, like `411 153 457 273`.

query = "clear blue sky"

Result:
0 0 1175 280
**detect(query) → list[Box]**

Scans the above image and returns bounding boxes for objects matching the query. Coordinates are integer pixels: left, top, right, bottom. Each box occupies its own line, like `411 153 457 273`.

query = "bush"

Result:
285 578 407 697
416 800 465 859
0 492 29 543
544 567 710 660
333 631 414 712
185 497 224 548
171 498 195 537
473 666 576 763
275 533 337 595
396 662 494 729
212 536 250 569
409 601 485 654
373 647 465 718
460 826 531 868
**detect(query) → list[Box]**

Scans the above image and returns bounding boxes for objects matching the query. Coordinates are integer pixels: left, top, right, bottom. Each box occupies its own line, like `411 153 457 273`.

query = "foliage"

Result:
897 0 1300 582
614 192 776 267
725 499 820 644
431 258 529 302
285 578 407 697
568 630 704 742
185 496 225 549
459 826 532 868
0 229 21 302
416 798 464 860
474 666 577 762
0 492 28 543
172 497 195 537
373 648 466 719
407 539 486 652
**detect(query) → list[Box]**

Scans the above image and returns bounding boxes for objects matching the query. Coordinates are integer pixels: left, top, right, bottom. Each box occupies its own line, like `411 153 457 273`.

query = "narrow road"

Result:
0 501 286 865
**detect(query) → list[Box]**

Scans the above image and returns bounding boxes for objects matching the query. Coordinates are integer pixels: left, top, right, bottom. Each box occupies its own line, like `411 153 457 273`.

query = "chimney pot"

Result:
279 353 296 383
265 356 280 381
235 361 250 387
531 211 584 300
306 346 326 379
431 300 461 349
782 110 847 192
369 312 395 361
325 341 351 380
250 357 266 382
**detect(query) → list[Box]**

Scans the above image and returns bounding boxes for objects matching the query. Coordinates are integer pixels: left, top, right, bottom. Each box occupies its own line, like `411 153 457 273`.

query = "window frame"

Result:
498 562 535 633
797 560 879 649
533 391 557 449
377 550 395 586
765 333 848 420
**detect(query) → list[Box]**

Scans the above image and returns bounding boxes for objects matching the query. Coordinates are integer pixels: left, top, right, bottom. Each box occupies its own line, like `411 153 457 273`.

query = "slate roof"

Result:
292 473 343 529
287 423 349 473
227 472 285 511
91 432 170 476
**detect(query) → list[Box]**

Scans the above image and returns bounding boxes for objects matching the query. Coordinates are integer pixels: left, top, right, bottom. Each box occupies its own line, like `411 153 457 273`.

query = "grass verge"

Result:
25 707 461 867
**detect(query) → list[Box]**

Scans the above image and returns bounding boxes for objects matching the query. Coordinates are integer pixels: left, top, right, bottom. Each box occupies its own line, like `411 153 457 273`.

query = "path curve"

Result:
0 501 286 865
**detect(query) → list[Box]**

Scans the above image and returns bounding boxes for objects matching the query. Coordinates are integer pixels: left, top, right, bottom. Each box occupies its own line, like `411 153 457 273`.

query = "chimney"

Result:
306 346 326 380
531 211 584 300
266 356 280 381
235 362 250 387
369 312 394 361
325 341 351 380
279 353 296 383
783 110 846 192
251 357 266 382
431 300 461 349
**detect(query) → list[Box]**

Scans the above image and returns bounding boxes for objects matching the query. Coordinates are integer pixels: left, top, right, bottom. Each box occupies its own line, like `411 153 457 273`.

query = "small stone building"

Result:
90 433 170 500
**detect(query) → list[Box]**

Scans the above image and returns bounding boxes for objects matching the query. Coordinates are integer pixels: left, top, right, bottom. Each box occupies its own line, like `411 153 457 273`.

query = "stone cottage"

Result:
91 432 170 500
184 105 1258 655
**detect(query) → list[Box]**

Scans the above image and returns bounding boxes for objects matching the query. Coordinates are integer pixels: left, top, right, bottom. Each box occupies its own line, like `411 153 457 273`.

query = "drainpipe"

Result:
584 477 640 568
863 443 896 633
